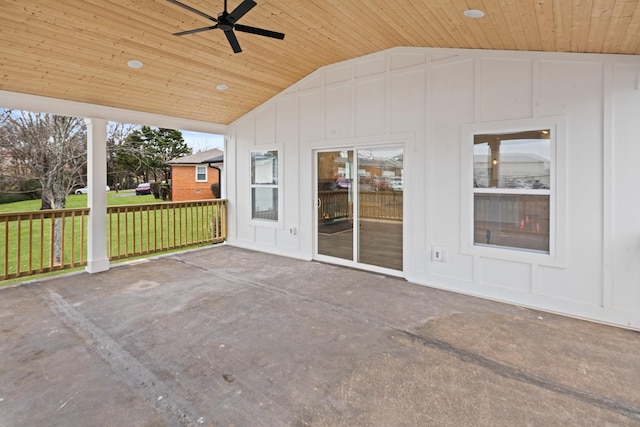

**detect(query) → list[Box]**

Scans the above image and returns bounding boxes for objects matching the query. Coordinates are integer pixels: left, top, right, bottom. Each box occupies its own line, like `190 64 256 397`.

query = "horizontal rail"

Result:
318 190 403 222
1 208 90 280
1 199 227 282
107 199 227 261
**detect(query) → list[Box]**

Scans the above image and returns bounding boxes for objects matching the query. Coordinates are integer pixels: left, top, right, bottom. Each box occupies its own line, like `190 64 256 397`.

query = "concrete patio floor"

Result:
1 245 639 426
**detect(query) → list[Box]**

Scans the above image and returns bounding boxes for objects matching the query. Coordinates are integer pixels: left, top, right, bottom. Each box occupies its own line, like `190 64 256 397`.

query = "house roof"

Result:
2 1 640 126
202 154 224 164
168 148 224 165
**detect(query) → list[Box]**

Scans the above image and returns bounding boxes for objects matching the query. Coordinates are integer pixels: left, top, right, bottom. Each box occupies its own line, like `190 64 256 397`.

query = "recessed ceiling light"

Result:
127 60 143 69
216 84 228 91
463 9 485 19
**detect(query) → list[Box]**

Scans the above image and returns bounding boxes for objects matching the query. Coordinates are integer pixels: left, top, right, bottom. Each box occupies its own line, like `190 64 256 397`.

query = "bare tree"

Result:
2 111 86 208
107 121 136 190
0 110 86 264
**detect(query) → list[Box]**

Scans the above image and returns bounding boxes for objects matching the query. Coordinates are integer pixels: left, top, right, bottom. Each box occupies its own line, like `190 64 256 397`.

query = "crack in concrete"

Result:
150 255 640 422
394 328 640 422
43 289 202 427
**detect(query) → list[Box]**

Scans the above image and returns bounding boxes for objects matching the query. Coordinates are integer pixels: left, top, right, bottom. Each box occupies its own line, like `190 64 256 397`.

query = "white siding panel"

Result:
390 69 425 134
325 84 353 140
255 226 276 246
391 52 426 70
356 56 386 78
479 257 531 292
300 91 324 142
539 61 603 117
298 73 323 91
480 58 533 122
326 65 352 85
276 97 300 251
431 254 475 282
235 161 254 242
430 59 475 127
276 97 299 142
234 118 256 243
537 265 599 305
536 61 604 305
355 78 386 136
255 104 276 145
612 64 640 313
429 59 474 280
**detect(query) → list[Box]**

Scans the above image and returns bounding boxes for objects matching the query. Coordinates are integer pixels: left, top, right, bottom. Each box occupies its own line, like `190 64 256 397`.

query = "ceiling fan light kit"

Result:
168 0 285 53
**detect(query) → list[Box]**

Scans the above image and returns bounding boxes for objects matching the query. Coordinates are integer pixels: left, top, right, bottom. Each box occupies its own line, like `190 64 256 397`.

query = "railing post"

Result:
85 118 110 273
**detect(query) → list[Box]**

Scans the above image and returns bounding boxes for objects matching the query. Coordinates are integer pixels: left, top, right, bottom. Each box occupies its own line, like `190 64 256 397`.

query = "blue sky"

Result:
2 109 224 153
181 130 224 153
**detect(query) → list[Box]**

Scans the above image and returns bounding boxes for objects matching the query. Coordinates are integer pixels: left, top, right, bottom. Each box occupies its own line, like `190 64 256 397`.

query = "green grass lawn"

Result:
1 192 223 285
0 190 158 213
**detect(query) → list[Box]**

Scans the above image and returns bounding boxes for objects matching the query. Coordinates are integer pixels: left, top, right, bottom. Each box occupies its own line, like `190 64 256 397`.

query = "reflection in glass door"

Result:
317 150 354 261
316 147 403 271
357 147 403 270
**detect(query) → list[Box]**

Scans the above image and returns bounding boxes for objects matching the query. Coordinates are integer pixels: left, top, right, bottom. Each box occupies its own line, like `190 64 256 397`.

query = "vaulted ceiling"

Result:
2 0 640 126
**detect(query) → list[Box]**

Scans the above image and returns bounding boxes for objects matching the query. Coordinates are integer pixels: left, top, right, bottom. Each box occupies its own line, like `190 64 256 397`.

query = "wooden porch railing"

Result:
1 208 90 280
318 190 403 222
107 199 226 260
474 193 549 251
1 199 227 281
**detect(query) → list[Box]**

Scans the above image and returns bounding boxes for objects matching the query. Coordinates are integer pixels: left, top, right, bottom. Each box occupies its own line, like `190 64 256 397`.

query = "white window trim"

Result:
461 116 566 267
195 165 208 182
249 145 283 228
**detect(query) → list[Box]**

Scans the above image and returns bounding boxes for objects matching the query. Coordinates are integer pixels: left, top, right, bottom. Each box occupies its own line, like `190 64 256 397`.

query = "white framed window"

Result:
251 149 280 222
195 165 207 182
461 117 566 265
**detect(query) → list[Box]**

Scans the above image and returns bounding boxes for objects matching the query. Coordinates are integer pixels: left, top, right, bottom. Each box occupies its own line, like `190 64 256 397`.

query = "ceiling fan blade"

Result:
166 0 218 22
235 24 285 40
224 30 242 53
228 0 257 23
173 25 219 36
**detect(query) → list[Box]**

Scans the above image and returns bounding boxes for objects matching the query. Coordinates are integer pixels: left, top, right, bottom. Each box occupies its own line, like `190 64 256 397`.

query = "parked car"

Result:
135 183 152 195
335 177 351 189
75 185 110 194
389 177 403 191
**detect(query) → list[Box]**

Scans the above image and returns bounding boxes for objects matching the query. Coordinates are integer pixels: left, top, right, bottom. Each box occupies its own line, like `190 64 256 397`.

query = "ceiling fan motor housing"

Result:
169 0 285 53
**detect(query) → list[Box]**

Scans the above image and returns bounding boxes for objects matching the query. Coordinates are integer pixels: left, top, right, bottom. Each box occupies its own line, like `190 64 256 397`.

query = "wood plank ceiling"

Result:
1 0 640 125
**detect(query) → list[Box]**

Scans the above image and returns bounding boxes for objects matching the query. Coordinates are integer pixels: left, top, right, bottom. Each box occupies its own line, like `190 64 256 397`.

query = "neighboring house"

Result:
168 148 224 202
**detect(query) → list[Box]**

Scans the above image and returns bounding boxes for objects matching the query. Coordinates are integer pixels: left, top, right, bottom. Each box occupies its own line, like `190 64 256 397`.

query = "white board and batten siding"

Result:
226 47 640 330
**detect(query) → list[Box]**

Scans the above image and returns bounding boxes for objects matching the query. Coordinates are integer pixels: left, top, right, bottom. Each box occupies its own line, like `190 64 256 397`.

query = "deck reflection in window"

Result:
473 129 551 253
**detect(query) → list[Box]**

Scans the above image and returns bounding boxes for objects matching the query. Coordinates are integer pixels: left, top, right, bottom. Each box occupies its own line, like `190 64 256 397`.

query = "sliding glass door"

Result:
317 150 354 261
316 146 403 271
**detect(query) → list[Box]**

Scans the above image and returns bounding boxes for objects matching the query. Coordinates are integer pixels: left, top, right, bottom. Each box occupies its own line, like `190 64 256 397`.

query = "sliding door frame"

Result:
313 142 406 277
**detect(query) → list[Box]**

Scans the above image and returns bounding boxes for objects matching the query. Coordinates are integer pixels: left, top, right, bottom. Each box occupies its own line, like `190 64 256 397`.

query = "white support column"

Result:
85 118 110 273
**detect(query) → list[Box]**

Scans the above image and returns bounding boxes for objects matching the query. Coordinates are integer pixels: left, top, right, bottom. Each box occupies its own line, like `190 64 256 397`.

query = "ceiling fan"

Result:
167 0 285 54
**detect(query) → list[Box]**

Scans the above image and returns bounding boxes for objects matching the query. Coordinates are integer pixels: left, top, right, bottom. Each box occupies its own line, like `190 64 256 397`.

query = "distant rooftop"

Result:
168 148 224 164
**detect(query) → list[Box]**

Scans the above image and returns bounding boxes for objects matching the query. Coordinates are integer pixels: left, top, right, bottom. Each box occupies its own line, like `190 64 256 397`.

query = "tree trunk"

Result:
53 216 63 266
41 188 52 210
52 194 66 266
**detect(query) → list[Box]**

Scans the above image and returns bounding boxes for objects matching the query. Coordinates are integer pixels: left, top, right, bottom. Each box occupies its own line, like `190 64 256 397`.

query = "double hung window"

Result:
195 165 207 182
473 129 552 253
251 150 279 221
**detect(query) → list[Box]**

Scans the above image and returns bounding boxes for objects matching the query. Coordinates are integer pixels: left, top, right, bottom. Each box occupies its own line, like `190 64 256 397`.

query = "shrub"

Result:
210 183 220 199
150 182 160 199
159 183 171 201
0 180 41 204
0 192 34 204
